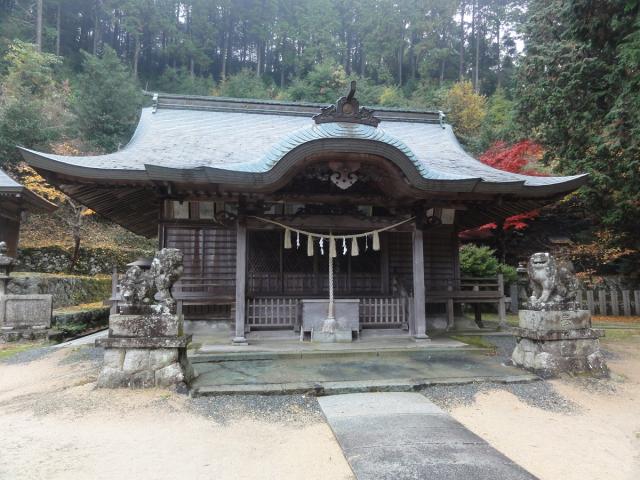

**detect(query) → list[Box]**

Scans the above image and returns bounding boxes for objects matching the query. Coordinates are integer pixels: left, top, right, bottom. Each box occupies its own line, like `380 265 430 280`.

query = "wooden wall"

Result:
0 217 20 258
423 225 459 291
163 225 237 299
160 223 461 303
387 232 413 292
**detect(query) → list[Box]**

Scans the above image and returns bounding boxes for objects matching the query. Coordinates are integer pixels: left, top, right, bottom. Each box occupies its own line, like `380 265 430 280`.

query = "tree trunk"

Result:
133 35 140 78
93 10 99 55
221 32 229 79
56 2 61 56
474 1 480 92
256 40 263 75
344 31 351 75
496 18 502 88
458 1 465 80
439 58 446 85
36 0 43 52
279 38 286 88
397 47 403 86
67 202 86 274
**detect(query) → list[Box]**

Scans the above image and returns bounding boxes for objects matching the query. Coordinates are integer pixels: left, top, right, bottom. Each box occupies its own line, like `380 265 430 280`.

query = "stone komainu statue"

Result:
120 248 184 315
120 265 153 308
150 248 184 314
527 252 579 308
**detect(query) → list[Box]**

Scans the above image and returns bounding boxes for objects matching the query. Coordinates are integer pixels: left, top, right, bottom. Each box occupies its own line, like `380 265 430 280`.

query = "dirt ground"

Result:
449 337 640 480
0 347 354 480
1 335 639 480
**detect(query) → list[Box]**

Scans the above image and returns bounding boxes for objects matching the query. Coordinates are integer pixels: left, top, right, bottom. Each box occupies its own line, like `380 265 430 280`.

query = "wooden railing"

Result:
245 295 410 330
428 275 506 328
248 272 385 295
247 297 300 328
359 297 409 328
576 289 640 316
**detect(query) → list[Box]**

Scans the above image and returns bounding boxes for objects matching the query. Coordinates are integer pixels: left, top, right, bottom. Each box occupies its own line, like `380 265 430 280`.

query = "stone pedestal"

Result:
512 309 608 377
301 299 359 343
0 272 53 342
96 313 195 389
311 329 353 343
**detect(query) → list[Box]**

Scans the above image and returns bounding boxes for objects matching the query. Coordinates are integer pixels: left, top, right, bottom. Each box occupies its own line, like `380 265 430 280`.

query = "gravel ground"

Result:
421 380 579 414
421 332 623 413
0 344 54 365
58 345 103 366
189 394 323 426
2 335 619 420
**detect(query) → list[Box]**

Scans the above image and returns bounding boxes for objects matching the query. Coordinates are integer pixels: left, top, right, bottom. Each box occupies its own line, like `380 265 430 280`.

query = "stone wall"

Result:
7 274 111 309
53 305 110 329
99 346 194 388
16 246 153 275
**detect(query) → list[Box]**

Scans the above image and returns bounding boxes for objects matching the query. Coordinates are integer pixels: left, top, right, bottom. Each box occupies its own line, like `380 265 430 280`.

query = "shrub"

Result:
152 67 215 96
459 244 517 283
284 62 348 103
215 69 274 99
378 86 409 108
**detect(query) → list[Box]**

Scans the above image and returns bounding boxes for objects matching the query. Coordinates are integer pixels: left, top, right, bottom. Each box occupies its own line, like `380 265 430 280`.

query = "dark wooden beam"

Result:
233 220 248 345
412 226 429 340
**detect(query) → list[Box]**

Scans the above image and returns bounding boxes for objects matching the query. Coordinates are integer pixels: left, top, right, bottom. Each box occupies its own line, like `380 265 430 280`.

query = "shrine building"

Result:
20 85 586 343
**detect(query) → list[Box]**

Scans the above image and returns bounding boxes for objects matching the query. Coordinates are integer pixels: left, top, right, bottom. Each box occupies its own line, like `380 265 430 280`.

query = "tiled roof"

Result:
0 168 57 212
19 94 587 197
0 168 22 190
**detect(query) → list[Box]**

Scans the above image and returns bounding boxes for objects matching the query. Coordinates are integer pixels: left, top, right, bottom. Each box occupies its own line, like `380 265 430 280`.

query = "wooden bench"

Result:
428 275 506 329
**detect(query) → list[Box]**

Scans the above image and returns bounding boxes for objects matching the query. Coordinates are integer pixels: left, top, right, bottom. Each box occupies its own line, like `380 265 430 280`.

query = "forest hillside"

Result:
1 0 639 283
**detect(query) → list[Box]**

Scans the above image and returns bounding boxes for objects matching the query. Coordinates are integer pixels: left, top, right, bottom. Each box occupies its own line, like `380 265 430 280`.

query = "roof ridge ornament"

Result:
313 81 381 127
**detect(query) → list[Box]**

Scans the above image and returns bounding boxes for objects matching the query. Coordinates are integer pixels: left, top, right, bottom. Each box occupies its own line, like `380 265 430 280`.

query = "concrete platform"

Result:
191 330 470 361
318 393 536 480
189 348 538 396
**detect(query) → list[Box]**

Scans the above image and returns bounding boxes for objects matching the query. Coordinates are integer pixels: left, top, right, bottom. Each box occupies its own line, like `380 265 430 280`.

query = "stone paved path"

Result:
318 392 537 480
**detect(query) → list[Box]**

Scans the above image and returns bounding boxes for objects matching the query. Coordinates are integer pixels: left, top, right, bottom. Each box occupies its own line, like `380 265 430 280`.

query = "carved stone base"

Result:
511 310 608 378
0 325 50 343
0 294 52 329
96 311 195 389
311 329 352 343
96 336 195 389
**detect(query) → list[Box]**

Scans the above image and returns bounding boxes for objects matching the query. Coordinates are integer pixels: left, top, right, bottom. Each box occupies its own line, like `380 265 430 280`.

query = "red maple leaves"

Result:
462 140 545 239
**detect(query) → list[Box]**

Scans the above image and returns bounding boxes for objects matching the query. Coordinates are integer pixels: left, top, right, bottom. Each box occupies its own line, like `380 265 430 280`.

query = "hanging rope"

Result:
327 250 335 324
249 215 416 323
248 216 415 242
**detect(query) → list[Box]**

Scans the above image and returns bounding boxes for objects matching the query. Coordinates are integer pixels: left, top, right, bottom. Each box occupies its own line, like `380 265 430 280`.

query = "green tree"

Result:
0 41 66 168
73 47 142 151
378 86 409 107
516 0 640 242
152 67 215 96
284 61 348 103
480 87 517 148
215 69 274 99
442 80 487 143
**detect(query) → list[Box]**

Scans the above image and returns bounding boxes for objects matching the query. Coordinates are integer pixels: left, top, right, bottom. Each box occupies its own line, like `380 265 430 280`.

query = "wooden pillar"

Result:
412 227 429 340
233 220 248 345
110 266 118 315
497 273 507 329
381 233 390 295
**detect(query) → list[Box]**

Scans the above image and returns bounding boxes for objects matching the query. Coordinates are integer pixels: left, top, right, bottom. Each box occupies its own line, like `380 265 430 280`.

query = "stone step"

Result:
188 345 488 363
